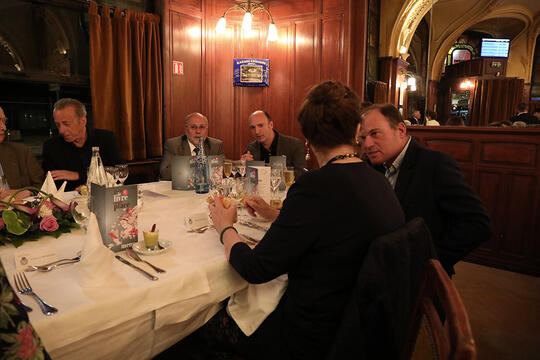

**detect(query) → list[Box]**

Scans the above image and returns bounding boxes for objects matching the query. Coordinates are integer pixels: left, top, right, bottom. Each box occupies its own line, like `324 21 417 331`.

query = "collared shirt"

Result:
383 136 411 189
187 140 198 156
259 130 279 164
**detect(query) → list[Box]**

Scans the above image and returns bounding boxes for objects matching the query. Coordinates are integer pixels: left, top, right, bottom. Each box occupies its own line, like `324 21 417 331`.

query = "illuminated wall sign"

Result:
233 58 269 87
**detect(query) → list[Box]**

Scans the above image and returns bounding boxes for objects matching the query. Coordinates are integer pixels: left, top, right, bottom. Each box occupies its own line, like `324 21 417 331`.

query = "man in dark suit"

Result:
159 112 224 180
241 110 306 179
360 104 491 276
42 98 122 191
510 103 537 125
0 106 43 194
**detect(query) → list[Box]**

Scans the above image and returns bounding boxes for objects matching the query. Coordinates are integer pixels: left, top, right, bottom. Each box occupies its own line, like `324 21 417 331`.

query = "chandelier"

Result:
216 1 278 42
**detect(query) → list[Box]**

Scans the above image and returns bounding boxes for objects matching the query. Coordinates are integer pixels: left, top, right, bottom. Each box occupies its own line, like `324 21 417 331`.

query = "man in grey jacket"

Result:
160 112 224 180
241 110 306 179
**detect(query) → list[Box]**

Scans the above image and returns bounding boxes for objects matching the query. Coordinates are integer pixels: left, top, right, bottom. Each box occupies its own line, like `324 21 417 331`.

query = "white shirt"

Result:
383 136 411 189
187 140 198 156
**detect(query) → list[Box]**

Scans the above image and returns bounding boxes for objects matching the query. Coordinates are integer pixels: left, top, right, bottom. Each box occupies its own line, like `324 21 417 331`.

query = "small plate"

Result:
132 240 171 256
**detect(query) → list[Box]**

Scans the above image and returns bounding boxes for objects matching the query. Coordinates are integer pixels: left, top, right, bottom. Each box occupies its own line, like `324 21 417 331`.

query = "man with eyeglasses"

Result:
159 112 224 180
0 106 44 196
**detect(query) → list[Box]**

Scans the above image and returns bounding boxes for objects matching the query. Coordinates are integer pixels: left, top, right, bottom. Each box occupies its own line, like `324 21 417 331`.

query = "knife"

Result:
239 221 269 232
115 255 159 281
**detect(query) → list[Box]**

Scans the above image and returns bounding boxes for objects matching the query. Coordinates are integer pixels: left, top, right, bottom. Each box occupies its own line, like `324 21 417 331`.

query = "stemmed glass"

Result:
283 166 295 191
70 196 90 231
104 166 119 187
237 160 246 177
223 161 232 179
116 164 129 185
270 167 283 208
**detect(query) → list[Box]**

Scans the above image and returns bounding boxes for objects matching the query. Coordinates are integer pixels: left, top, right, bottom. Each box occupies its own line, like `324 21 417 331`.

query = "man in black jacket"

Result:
509 103 538 125
359 104 491 276
42 98 122 191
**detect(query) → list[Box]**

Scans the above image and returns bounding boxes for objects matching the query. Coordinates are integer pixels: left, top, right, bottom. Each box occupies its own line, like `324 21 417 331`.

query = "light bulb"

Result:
268 23 278 42
407 76 416 87
400 46 408 54
216 17 226 34
242 12 252 32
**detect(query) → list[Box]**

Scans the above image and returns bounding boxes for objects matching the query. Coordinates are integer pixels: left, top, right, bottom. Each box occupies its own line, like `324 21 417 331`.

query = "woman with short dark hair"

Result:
208 81 405 359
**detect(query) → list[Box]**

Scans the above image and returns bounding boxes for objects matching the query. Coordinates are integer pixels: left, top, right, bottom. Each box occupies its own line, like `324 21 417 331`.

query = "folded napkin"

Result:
76 213 116 287
227 274 288 336
41 171 67 202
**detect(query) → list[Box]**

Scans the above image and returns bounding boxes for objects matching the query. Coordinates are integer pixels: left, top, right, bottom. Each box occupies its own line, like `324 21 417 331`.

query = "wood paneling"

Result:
409 127 540 276
161 0 367 163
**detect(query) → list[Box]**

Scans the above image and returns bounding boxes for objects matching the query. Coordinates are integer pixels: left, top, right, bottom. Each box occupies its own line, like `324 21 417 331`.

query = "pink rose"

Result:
0 218 4 231
16 325 37 359
40 215 59 232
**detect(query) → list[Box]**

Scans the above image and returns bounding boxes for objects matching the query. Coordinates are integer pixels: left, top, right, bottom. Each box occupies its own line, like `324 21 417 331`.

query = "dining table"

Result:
0 181 278 359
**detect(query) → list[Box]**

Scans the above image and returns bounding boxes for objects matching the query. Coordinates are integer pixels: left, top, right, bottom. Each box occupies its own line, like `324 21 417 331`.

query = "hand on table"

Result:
240 151 254 162
1 189 32 202
51 170 79 181
245 196 279 222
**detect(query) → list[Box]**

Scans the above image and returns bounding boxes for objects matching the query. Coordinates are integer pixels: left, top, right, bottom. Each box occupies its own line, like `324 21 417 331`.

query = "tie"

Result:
194 147 200 156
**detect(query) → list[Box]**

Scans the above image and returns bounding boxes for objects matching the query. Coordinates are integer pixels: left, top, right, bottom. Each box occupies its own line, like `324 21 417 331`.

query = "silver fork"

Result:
13 272 58 315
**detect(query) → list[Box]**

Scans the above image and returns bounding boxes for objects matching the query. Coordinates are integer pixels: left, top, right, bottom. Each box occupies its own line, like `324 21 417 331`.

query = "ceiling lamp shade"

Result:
216 1 278 41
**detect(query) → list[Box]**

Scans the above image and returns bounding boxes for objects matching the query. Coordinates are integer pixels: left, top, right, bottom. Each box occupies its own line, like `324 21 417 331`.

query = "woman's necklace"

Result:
326 153 361 165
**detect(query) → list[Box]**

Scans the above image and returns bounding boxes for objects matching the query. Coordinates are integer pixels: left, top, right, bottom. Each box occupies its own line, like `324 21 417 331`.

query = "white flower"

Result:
38 202 53 218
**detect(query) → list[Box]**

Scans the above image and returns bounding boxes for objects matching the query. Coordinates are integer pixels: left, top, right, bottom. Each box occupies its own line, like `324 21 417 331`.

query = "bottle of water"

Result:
87 147 108 208
193 137 209 194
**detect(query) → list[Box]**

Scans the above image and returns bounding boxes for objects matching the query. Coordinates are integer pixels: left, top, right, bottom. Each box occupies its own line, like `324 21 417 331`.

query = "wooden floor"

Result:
453 261 540 360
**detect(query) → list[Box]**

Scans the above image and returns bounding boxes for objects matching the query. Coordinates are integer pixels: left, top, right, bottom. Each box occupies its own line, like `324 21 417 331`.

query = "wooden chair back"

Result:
404 259 476 360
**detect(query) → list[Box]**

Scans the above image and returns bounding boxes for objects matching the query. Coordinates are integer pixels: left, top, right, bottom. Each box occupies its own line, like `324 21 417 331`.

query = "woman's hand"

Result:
208 195 237 233
245 196 280 222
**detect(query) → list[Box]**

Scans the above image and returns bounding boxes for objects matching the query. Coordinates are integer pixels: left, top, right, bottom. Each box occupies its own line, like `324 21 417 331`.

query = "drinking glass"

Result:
0 174 6 194
284 166 295 188
70 196 90 231
104 166 119 187
270 167 283 199
209 157 223 190
223 161 232 178
219 177 233 197
238 160 246 177
116 164 129 185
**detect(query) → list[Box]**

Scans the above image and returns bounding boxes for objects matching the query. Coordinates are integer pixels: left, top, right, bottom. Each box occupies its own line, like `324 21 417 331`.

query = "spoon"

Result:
25 258 81 272
126 248 166 273
35 252 82 267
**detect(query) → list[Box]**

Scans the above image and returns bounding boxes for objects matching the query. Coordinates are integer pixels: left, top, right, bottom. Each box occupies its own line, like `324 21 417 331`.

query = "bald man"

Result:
241 110 306 179
159 112 224 180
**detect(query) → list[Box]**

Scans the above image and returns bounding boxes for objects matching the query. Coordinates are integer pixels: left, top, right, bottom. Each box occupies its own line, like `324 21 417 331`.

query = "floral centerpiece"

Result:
0 187 79 248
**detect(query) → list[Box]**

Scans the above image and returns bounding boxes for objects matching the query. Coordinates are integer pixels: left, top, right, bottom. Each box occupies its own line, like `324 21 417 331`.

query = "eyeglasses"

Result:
189 125 207 130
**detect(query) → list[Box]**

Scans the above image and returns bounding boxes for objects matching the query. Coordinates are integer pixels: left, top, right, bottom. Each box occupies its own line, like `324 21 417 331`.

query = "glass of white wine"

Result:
223 161 232 178
270 167 283 207
284 166 295 190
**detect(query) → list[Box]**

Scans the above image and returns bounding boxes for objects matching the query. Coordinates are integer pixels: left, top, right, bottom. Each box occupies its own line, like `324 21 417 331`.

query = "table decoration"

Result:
0 187 77 247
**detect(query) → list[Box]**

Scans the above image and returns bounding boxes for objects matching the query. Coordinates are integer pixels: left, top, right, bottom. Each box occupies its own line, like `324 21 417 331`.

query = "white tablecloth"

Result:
0 181 279 359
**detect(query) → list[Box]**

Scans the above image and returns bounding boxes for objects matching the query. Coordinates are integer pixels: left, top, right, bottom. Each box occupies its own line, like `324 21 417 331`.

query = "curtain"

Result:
89 1 162 161
470 78 523 126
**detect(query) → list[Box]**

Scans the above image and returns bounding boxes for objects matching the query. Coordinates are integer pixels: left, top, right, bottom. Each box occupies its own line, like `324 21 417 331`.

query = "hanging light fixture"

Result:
216 1 278 42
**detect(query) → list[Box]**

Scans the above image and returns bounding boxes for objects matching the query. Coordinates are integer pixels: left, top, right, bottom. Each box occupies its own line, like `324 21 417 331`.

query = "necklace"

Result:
326 153 361 165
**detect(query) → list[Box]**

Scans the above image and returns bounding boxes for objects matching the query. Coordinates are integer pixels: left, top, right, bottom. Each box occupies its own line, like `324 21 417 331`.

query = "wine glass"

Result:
284 166 295 189
70 196 90 231
104 166 119 187
238 160 246 177
0 174 7 194
270 167 283 208
116 164 129 185
223 161 232 178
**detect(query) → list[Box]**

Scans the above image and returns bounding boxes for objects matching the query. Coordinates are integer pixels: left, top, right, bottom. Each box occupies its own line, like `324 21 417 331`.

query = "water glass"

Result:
270 167 283 199
209 157 223 190
70 196 90 231
104 166 119 187
116 164 129 185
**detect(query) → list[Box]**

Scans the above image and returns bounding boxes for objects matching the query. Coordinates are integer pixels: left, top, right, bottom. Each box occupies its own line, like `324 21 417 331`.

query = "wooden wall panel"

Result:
323 0 345 13
268 0 317 18
170 11 203 137
409 127 540 276
170 0 202 12
424 139 473 163
321 16 344 81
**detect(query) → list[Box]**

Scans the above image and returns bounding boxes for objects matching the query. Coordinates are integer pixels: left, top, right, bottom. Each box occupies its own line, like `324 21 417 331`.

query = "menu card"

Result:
246 166 271 203
91 184 138 252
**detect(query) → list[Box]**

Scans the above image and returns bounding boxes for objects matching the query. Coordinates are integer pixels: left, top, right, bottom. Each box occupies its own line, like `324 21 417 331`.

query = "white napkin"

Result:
40 171 67 202
76 213 116 287
227 274 288 336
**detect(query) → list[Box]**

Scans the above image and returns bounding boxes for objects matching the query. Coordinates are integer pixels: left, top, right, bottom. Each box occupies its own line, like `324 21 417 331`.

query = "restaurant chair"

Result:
326 217 437 360
403 259 476 360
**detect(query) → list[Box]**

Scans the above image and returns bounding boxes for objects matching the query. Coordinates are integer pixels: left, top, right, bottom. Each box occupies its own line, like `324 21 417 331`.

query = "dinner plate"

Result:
132 240 172 256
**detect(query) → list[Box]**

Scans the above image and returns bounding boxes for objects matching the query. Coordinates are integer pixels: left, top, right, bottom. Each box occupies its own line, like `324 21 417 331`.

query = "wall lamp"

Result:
216 1 278 41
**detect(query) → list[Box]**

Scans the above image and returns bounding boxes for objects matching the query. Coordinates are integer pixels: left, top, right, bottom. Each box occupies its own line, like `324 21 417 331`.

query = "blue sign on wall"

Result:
233 59 269 87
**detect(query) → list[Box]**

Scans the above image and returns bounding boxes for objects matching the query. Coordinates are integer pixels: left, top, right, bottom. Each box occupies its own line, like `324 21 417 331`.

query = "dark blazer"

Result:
245 131 306 179
510 113 538 125
378 138 491 276
0 142 44 189
159 135 224 180
327 217 437 360
42 128 122 191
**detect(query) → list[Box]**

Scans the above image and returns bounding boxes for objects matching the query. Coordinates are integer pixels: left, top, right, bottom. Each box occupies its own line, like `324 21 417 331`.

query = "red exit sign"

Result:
173 61 183 75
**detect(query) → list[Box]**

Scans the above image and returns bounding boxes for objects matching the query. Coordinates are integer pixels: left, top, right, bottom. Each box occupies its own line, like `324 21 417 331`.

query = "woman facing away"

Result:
206 81 405 359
